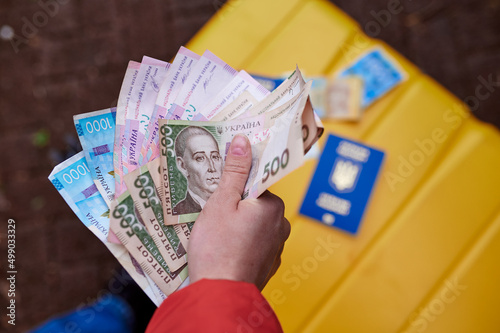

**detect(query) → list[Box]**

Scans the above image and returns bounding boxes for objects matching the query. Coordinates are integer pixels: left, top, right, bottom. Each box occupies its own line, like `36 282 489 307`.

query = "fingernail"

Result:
230 135 248 156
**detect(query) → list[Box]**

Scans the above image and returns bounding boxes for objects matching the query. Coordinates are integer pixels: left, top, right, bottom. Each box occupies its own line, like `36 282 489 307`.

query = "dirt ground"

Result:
0 0 498 331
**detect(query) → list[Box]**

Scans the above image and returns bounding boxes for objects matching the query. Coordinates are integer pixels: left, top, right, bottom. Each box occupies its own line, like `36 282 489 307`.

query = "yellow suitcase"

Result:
187 1 500 331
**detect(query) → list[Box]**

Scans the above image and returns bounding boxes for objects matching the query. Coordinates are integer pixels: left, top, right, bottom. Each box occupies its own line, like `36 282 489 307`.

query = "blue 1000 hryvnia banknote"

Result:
74 108 117 207
48 152 167 306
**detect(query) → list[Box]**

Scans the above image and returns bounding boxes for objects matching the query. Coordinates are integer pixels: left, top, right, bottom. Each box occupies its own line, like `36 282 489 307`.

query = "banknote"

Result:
124 158 188 271
156 47 201 110
326 76 363 120
339 47 406 108
112 62 142 244
194 70 269 121
158 116 266 224
74 108 116 207
115 61 141 197
168 50 238 121
250 73 362 122
250 73 328 120
247 81 312 196
243 67 323 153
48 152 163 306
141 47 200 164
110 190 189 296
262 80 312 128
209 91 259 122
302 97 324 153
124 58 170 167
145 159 193 250
149 154 194 248
137 56 172 141
243 66 306 117
307 76 328 119
49 151 105 232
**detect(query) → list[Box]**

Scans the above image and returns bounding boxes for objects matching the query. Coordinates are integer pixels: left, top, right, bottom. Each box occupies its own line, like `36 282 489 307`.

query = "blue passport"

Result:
300 134 385 234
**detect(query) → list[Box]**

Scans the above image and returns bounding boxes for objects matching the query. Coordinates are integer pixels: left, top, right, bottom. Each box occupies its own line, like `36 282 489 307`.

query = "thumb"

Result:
214 134 252 204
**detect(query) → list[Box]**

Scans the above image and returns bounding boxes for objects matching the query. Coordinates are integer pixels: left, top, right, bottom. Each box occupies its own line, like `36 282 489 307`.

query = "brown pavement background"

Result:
0 0 498 331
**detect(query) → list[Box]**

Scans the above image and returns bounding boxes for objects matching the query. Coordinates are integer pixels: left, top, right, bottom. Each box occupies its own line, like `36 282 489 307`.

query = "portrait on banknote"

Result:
172 126 223 215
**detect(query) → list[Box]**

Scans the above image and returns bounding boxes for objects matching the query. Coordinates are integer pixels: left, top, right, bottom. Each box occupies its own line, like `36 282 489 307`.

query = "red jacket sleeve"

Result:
146 279 283 333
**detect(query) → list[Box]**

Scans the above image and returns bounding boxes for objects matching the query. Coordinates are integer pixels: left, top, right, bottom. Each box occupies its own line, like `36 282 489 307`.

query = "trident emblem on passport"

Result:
330 158 360 193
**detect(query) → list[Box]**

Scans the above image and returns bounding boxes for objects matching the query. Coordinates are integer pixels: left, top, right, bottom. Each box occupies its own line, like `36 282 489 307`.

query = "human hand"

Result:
187 134 291 290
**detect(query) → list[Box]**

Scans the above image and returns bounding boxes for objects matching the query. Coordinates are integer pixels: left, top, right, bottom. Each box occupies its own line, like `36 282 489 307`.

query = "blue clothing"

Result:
30 294 134 333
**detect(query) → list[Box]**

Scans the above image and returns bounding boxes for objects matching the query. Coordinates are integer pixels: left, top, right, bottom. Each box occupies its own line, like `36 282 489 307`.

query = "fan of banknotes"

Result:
48 46 323 306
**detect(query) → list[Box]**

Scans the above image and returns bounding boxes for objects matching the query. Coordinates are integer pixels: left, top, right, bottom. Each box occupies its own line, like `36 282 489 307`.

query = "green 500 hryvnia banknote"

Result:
124 158 188 272
110 191 188 296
